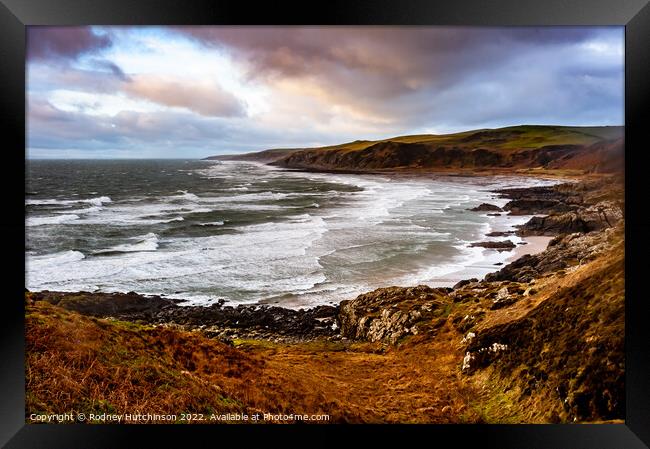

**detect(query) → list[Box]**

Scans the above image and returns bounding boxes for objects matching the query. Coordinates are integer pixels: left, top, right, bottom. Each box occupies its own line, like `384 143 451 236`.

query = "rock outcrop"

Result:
469 203 502 212
494 177 624 236
485 231 515 237
338 285 449 343
469 240 516 251
495 184 581 215
516 201 623 236
484 228 619 283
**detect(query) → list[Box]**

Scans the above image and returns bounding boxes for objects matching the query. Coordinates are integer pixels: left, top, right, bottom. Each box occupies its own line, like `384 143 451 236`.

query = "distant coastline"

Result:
205 125 624 177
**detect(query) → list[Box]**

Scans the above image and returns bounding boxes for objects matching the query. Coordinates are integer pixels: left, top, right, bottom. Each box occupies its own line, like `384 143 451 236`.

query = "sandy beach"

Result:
507 236 554 262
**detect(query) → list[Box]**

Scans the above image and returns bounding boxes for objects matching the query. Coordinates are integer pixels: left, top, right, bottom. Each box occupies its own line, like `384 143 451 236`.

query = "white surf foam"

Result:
81 196 112 206
27 214 80 226
29 250 86 268
97 233 160 254
174 190 200 202
158 216 185 223
26 162 562 308
61 206 103 215
199 221 224 226
26 196 112 206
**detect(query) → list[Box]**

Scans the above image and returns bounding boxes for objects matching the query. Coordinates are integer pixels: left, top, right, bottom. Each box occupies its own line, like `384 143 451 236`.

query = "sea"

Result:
25 160 556 308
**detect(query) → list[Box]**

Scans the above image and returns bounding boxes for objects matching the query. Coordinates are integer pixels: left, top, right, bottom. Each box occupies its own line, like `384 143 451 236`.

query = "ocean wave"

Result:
158 216 185 223
76 202 212 225
61 205 103 215
27 214 80 226
215 191 290 202
399 248 485 285
81 196 112 206
96 233 160 254
25 161 559 308
26 195 112 206
288 214 313 223
199 221 225 226
29 250 86 266
174 190 200 202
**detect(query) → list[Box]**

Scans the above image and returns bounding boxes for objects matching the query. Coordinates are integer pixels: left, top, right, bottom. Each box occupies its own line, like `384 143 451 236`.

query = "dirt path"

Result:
241 329 483 423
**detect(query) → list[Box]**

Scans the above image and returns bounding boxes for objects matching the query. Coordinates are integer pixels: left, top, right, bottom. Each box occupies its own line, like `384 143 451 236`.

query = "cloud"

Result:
123 75 246 117
27 27 113 61
29 65 246 118
26 93 376 159
27 26 624 158
91 59 131 81
175 27 602 88
27 64 125 95
172 26 623 132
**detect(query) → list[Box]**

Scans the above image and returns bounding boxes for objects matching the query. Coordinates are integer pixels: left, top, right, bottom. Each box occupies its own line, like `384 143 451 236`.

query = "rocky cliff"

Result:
267 126 623 174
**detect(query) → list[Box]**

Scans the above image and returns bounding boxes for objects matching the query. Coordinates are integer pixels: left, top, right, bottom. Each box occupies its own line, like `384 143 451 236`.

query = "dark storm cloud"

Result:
175 27 602 89
173 26 623 132
27 27 113 61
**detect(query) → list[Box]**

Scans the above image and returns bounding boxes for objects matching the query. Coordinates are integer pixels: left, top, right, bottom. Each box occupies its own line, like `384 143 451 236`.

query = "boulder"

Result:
469 203 502 212
517 201 623 236
453 278 479 290
469 240 516 251
503 199 577 215
486 231 514 237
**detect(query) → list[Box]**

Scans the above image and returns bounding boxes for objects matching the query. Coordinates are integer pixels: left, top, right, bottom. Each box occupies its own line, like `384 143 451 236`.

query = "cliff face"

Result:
266 126 623 174
274 138 623 173
204 126 624 174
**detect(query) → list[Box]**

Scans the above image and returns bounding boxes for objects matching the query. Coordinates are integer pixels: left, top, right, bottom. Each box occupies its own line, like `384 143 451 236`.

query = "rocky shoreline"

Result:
26 173 625 424
28 175 624 345
27 291 339 343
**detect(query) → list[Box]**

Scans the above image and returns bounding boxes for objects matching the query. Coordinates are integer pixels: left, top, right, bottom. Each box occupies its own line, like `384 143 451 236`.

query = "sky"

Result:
26 26 624 159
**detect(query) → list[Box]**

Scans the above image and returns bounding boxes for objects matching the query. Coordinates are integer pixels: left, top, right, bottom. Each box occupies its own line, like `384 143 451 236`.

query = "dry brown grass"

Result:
26 300 484 423
247 329 484 423
26 302 259 421
465 240 625 423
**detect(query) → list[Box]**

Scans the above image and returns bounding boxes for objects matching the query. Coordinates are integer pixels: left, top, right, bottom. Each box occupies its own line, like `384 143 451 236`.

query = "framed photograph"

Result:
2 0 649 447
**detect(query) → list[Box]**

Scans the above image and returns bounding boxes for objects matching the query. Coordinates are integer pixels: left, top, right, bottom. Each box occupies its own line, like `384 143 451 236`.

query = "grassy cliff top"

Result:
209 125 623 160
298 125 622 153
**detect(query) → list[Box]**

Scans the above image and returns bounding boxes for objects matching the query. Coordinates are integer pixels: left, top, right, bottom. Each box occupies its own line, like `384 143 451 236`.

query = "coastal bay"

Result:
21 24 628 431
26 170 624 423
27 160 557 308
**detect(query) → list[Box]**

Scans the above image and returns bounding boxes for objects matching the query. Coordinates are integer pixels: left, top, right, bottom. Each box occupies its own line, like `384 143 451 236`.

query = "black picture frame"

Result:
2 0 649 447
